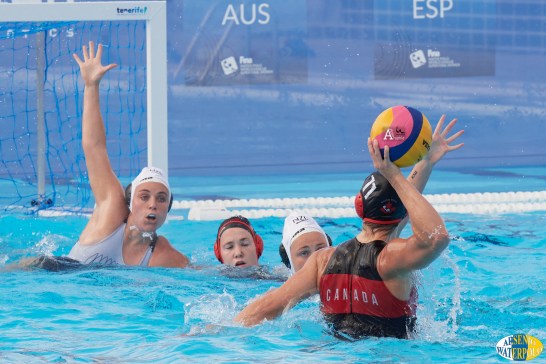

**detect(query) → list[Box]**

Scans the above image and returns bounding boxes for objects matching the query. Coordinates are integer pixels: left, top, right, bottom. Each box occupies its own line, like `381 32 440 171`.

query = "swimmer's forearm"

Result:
81 83 119 204
234 292 285 326
409 115 465 194
82 85 106 152
393 160 433 237
235 283 314 326
408 158 433 194
235 256 321 326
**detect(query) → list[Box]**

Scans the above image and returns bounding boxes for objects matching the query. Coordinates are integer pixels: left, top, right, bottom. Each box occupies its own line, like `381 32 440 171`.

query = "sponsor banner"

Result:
374 0 496 79
178 0 308 86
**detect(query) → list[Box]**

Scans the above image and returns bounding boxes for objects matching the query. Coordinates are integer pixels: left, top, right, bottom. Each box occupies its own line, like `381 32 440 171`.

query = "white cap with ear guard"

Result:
129 167 170 211
281 210 327 273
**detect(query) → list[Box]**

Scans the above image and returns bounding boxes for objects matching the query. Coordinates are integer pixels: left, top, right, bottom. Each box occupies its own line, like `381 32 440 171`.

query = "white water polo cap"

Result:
281 211 327 272
129 167 170 211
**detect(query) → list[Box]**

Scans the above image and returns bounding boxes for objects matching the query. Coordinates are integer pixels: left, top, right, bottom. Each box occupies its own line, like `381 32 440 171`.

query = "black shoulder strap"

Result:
149 232 158 252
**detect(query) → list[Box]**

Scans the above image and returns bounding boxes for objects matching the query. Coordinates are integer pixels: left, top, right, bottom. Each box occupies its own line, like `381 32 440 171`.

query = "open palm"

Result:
73 41 117 86
427 115 465 165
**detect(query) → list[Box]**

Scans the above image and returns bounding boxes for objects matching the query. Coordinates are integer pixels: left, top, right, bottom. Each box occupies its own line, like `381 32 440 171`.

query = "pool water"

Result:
1 170 545 363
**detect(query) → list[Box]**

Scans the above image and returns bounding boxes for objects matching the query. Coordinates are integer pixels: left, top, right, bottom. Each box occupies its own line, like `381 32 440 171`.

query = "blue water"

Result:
1 171 545 363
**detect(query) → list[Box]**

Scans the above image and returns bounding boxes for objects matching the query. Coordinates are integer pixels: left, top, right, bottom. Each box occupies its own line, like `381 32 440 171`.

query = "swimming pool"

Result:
1 168 545 363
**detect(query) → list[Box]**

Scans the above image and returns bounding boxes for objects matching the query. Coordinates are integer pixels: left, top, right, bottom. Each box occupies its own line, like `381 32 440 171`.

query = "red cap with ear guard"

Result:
214 216 264 263
354 172 407 224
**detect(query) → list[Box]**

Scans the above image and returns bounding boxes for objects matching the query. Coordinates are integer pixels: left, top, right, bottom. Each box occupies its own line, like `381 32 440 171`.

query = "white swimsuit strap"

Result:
138 233 158 267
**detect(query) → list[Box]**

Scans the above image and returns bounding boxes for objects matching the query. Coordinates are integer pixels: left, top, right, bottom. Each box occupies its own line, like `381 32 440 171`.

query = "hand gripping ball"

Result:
370 105 432 168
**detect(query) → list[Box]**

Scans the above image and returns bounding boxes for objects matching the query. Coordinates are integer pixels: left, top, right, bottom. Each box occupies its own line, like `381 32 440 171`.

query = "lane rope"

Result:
36 191 546 219
173 190 546 220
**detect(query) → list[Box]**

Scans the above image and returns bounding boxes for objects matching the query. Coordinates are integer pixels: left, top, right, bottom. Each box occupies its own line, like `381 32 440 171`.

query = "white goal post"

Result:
0 0 169 176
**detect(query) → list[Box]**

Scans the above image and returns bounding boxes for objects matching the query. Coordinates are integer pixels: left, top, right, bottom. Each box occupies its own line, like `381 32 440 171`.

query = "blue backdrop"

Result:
166 0 546 176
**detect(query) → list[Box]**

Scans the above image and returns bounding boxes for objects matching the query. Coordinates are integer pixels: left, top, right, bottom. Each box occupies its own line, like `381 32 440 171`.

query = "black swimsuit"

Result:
319 237 416 339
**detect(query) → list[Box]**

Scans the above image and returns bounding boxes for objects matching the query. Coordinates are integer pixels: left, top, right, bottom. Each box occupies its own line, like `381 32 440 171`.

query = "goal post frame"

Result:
0 0 169 176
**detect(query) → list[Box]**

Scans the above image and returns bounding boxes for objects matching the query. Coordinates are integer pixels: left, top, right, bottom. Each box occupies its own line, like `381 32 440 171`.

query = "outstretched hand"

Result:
426 115 465 166
73 41 117 87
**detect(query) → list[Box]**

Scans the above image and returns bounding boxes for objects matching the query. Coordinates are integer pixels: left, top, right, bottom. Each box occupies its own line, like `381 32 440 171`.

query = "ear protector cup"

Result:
254 233 264 258
354 191 364 219
125 183 173 212
326 234 333 246
214 216 263 263
279 244 290 269
125 184 132 207
214 240 223 263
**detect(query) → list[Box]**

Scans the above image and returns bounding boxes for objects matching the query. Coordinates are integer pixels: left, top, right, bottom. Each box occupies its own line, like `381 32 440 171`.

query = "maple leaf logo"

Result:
380 201 396 215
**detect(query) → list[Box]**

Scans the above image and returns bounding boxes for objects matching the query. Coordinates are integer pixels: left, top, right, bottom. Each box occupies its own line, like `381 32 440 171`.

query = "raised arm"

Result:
73 42 126 243
408 115 464 193
234 248 331 326
390 115 464 239
369 139 450 277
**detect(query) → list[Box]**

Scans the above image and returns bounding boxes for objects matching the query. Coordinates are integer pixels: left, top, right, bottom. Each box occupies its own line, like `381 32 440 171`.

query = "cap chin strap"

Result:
129 225 158 251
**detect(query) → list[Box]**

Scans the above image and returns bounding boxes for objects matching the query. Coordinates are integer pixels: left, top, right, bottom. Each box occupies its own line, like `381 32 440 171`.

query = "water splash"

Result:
30 234 69 256
443 252 462 333
427 224 448 240
414 248 462 342
183 291 238 331
145 289 181 312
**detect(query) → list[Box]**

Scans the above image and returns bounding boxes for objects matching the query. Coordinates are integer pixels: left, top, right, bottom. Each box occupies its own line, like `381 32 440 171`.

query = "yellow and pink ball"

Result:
370 105 433 168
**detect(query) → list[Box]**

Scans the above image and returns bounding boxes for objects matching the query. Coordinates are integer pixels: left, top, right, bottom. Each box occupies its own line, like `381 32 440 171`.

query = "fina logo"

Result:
116 6 148 15
220 56 239 76
409 49 427 68
496 334 543 361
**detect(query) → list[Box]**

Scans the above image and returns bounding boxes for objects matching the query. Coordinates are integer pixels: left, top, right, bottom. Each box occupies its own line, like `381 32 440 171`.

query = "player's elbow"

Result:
431 231 450 253
413 230 450 270
417 225 450 251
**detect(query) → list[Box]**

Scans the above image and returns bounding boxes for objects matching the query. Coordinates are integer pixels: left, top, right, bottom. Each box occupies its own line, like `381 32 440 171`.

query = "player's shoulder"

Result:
314 246 336 274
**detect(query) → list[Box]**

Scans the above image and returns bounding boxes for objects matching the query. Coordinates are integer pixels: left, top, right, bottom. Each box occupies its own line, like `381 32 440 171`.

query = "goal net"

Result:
0 1 167 214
